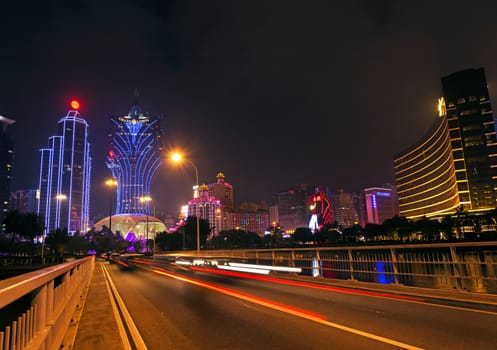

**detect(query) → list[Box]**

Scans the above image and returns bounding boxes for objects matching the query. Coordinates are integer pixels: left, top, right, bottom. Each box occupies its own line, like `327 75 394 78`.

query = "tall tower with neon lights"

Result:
106 96 163 217
37 100 91 234
0 115 15 226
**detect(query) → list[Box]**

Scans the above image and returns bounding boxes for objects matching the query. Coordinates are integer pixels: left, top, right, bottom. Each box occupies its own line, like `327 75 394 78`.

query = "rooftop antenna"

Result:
133 88 140 105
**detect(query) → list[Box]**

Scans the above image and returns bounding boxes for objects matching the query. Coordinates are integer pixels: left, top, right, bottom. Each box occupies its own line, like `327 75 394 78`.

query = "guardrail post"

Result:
32 284 47 334
449 245 462 291
46 280 54 324
348 249 355 281
315 250 322 277
390 248 399 284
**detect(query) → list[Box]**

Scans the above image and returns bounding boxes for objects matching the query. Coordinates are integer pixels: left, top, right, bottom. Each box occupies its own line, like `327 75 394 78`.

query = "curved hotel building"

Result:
394 68 497 218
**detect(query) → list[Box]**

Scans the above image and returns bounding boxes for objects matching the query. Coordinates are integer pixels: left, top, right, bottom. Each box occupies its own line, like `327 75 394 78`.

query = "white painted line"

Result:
101 264 132 350
102 264 148 350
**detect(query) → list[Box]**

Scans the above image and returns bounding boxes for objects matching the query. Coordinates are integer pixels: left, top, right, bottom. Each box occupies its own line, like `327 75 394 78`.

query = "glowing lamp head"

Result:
171 153 182 163
70 100 80 110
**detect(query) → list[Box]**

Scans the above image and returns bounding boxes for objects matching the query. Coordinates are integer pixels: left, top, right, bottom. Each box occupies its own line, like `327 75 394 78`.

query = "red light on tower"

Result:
70 100 80 110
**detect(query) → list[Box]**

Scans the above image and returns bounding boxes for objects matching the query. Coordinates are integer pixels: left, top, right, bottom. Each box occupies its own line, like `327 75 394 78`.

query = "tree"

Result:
382 216 414 241
45 228 70 257
66 232 90 255
3 210 24 251
363 223 382 241
415 216 440 241
440 215 455 240
292 227 313 244
2 211 44 253
341 224 363 243
314 224 341 245
455 205 468 239
21 213 44 242
182 216 210 250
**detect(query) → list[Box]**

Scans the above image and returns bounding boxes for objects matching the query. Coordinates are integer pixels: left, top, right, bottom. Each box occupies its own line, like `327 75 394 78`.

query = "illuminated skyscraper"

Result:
332 189 359 228
276 184 309 233
395 68 497 218
10 189 37 214
106 101 163 216
441 68 497 210
0 115 15 225
37 104 91 234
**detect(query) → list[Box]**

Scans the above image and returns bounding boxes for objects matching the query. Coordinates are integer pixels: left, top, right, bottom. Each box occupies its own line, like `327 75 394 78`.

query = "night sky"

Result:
2 0 497 220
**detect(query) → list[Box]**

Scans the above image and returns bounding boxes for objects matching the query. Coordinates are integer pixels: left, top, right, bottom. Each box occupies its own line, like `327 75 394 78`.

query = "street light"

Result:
105 179 118 235
171 152 200 255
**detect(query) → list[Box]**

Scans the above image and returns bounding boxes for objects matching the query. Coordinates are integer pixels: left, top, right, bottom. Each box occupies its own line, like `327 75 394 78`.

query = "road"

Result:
103 257 497 350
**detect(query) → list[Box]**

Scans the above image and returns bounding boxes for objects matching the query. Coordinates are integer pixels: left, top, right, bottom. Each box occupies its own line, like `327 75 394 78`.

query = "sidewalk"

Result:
70 261 125 350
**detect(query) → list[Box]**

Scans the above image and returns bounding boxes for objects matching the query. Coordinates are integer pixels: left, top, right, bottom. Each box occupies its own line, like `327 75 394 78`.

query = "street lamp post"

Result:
105 179 118 236
139 196 152 252
171 152 200 255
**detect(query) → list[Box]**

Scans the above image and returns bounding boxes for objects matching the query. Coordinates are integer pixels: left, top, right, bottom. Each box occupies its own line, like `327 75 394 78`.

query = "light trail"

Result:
152 268 424 350
189 266 424 302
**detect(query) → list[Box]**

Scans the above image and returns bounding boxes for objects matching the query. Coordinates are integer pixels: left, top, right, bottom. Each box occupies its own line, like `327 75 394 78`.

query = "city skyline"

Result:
3 1 497 218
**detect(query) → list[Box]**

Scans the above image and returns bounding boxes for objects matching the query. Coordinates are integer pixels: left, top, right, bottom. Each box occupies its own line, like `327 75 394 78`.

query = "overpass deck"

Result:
68 259 497 350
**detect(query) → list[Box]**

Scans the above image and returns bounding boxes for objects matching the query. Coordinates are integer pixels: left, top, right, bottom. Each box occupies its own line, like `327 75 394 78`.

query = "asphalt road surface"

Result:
103 258 497 350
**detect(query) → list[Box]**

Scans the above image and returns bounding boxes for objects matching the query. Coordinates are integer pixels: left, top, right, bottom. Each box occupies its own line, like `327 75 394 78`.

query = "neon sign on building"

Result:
307 186 333 232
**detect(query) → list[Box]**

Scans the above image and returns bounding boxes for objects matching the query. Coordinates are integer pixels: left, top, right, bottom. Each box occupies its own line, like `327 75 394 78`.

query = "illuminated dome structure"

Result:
94 214 166 240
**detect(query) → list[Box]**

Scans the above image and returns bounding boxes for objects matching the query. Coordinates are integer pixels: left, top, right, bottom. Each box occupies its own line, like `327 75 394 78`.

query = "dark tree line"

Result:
2 206 497 259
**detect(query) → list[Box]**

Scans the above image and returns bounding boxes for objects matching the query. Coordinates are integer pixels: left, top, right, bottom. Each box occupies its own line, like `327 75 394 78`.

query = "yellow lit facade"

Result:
395 68 497 218
394 116 460 218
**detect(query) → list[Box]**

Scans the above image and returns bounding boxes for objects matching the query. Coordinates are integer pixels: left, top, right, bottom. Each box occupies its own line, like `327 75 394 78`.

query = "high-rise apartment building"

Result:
10 189 37 214
0 115 15 226
207 172 234 211
395 68 497 218
225 201 269 234
332 189 359 228
37 105 91 234
276 184 309 233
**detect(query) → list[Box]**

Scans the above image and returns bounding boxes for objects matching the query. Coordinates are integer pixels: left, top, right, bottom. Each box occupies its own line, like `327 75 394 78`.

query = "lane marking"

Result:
153 268 424 350
101 264 132 350
102 264 148 350
390 298 497 316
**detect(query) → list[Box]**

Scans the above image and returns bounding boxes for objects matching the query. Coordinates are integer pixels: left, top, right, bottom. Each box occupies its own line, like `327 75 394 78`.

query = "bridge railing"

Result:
0 256 94 350
199 241 497 294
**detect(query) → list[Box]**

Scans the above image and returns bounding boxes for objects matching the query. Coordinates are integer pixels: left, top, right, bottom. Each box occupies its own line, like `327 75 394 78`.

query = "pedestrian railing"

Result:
200 241 497 294
0 256 94 350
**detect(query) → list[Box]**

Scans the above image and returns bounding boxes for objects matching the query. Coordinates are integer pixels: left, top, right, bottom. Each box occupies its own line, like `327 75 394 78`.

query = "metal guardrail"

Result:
0 256 94 350
199 241 497 294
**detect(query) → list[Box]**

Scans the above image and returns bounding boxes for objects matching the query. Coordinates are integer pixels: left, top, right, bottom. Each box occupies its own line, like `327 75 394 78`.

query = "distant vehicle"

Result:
108 253 121 264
